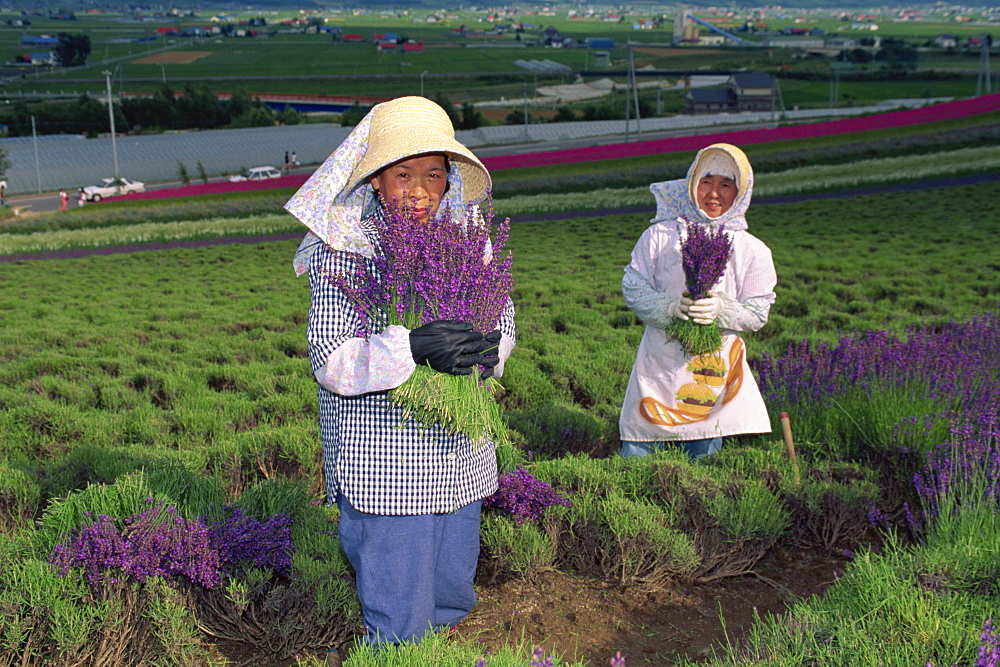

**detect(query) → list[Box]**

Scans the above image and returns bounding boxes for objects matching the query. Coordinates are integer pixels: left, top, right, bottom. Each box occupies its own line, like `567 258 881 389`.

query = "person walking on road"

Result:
59 189 69 211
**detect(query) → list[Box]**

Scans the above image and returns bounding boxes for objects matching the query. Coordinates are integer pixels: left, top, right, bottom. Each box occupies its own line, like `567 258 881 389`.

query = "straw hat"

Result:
345 96 491 203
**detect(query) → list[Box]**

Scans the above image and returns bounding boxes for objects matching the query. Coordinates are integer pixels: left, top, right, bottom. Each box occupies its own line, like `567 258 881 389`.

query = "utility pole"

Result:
624 43 642 142
624 56 631 142
103 71 120 182
977 36 992 96
630 44 641 139
31 115 41 194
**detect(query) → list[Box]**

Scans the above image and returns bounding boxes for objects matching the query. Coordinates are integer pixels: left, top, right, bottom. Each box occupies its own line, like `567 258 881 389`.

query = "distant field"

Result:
1 8 993 105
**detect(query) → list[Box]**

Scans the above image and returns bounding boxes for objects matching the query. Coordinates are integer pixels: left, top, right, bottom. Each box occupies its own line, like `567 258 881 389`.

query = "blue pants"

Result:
337 497 482 646
619 437 722 460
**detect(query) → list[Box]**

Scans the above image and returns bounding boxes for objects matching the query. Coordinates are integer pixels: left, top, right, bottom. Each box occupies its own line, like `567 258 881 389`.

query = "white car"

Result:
228 166 282 182
82 177 145 202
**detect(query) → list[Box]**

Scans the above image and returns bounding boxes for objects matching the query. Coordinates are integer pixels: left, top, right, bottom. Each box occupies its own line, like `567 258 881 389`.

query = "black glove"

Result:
478 330 502 380
410 320 490 376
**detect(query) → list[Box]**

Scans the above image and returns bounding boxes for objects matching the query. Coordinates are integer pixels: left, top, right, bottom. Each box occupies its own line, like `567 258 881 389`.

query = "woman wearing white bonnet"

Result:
618 143 777 461
284 96 516 662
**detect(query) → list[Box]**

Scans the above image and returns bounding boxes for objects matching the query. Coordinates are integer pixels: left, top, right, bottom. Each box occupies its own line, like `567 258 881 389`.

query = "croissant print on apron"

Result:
639 338 746 427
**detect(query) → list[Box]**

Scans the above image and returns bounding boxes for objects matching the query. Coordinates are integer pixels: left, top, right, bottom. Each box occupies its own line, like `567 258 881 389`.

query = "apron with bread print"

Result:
638 337 745 428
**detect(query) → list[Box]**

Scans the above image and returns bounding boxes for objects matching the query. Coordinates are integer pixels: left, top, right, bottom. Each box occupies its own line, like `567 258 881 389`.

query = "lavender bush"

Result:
754 312 1000 460
483 468 572 525
50 502 221 588
49 500 295 588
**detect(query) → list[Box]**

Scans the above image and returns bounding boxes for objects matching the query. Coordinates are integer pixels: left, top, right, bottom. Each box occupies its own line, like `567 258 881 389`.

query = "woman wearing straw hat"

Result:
285 96 516 663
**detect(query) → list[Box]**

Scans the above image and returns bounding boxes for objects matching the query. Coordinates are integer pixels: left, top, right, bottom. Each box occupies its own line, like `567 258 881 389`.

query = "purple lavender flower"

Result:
529 646 555 667
50 501 221 588
49 501 296 588
978 615 998 667
665 220 733 355
677 220 733 300
866 503 890 529
483 468 572 525
325 195 513 335
207 507 294 577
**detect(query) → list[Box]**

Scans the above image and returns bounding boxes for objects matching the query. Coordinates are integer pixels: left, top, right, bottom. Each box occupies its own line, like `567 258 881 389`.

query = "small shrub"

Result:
556 491 699 590
784 462 880 552
196 159 209 184
479 514 558 582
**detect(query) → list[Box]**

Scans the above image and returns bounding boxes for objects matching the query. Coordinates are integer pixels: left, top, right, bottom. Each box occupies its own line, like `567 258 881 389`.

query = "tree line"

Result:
5 85 664 139
0 85 303 137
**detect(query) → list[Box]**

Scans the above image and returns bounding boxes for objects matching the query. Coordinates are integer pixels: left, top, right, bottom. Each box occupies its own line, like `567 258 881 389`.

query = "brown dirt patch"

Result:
132 51 213 65
456 545 847 665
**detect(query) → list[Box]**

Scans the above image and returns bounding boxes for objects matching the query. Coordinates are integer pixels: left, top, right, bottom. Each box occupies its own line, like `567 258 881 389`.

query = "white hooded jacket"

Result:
619 143 777 442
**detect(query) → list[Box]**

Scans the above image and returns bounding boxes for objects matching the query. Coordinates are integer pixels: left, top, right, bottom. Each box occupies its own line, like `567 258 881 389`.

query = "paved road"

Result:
7 164 316 214
8 121 787 215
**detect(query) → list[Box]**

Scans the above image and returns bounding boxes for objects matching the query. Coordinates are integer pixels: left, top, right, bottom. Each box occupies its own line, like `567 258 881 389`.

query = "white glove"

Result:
687 295 722 325
666 295 692 321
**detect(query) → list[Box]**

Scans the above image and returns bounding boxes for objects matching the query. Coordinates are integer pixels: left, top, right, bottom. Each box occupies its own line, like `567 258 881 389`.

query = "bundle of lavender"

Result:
327 196 513 445
666 221 733 356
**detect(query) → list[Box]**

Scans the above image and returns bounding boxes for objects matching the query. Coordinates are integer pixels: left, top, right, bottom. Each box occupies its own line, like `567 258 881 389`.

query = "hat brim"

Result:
344 96 491 204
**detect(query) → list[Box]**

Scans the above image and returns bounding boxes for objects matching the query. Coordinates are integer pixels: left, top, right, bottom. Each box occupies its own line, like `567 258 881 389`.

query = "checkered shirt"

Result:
306 222 515 515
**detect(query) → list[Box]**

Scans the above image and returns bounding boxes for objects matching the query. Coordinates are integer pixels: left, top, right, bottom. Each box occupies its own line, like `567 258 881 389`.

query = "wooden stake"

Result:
781 411 801 486
780 412 796 461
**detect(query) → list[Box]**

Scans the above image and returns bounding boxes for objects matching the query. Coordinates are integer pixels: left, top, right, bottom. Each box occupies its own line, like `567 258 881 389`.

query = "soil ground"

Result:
210 544 847 666
459 544 846 666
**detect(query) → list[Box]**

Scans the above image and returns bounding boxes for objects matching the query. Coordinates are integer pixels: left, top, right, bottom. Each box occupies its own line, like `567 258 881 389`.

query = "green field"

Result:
3 5 994 103
1 164 997 665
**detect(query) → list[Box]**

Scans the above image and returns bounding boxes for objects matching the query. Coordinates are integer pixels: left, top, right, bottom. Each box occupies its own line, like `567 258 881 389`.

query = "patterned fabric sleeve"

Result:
622 227 683 330
622 264 680 330
715 234 777 332
307 243 416 395
493 298 516 377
